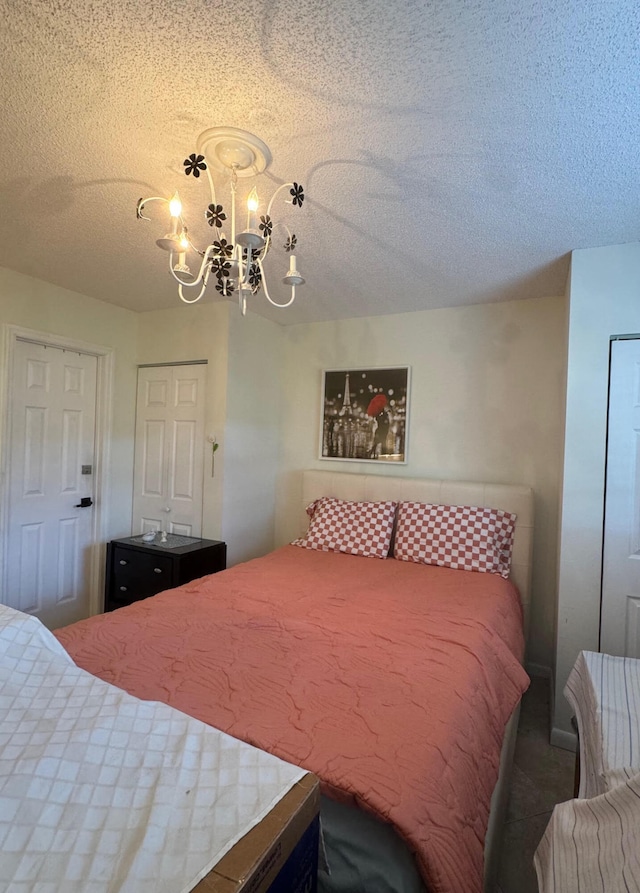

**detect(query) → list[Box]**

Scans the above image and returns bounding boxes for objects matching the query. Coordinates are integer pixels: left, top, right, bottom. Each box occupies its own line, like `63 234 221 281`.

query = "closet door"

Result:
601 338 640 657
132 364 206 537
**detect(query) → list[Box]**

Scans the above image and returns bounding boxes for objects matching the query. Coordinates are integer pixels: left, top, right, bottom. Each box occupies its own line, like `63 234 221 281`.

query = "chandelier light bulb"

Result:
136 127 306 314
246 186 259 232
169 193 182 218
247 187 259 213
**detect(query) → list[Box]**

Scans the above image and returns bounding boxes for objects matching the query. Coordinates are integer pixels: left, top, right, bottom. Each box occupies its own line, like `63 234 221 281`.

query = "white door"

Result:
6 339 97 629
602 337 640 657
132 364 206 537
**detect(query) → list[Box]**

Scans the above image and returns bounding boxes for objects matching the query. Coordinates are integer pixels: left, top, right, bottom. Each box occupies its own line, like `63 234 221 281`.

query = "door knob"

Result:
75 497 93 508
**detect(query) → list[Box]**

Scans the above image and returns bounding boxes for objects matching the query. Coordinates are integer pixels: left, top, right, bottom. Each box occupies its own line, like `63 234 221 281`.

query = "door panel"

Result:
172 420 196 499
601 338 640 656
132 364 206 537
24 406 46 493
142 419 166 496
18 524 42 613
6 339 97 628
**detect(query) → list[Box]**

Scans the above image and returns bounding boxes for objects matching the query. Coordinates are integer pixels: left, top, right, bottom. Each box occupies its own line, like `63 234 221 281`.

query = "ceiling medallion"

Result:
136 127 305 316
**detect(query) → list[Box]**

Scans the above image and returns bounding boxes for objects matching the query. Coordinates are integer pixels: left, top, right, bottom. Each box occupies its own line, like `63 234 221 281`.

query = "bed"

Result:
55 470 534 893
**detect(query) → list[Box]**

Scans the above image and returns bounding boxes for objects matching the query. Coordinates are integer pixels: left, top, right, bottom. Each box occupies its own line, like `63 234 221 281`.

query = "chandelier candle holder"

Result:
136 127 305 316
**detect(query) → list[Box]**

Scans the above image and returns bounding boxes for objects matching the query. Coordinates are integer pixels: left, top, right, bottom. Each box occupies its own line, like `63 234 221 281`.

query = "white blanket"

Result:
0 605 306 892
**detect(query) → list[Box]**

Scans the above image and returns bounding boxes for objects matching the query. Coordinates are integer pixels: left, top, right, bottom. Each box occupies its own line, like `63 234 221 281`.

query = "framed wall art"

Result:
319 366 410 463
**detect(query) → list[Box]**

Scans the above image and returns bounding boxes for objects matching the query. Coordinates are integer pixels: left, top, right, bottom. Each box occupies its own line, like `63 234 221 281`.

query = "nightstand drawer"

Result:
112 549 174 592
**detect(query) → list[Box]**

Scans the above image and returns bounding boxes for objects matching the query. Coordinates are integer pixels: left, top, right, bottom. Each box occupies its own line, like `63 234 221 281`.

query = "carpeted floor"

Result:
496 675 576 893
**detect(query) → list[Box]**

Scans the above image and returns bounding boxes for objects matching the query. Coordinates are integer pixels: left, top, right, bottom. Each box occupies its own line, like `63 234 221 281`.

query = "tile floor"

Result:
496 675 576 893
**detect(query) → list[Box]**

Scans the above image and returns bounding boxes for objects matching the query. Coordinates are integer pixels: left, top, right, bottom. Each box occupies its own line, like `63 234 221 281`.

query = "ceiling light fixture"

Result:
136 127 305 316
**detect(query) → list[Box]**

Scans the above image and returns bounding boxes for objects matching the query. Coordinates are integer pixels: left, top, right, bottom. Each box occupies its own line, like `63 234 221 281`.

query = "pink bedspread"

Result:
55 546 529 893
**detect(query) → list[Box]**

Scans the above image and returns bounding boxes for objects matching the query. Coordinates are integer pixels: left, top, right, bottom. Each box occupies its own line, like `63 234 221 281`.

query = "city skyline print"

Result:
320 367 410 463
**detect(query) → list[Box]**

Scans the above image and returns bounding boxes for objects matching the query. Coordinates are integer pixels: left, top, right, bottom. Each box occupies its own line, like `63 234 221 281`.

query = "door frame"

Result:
0 324 114 619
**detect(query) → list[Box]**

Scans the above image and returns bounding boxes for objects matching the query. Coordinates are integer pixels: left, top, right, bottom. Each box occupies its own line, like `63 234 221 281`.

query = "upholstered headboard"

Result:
299 470 534 636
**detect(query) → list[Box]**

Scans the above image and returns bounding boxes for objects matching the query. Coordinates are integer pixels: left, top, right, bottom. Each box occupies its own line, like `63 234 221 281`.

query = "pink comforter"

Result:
55 546 529 893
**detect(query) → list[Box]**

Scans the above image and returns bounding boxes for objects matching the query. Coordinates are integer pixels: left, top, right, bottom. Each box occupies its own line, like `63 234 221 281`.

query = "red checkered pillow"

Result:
292 497 397 559
394 502 517 578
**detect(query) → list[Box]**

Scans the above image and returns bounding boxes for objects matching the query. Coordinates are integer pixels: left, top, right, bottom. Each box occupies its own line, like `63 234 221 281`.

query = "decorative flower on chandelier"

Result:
248 264 262 291
259 215 273 238
211 257 231 279
290 183 305 206
136 127 306 316
216 278 234 297
213 238 233 258
206 204 226 228
184 154 207 178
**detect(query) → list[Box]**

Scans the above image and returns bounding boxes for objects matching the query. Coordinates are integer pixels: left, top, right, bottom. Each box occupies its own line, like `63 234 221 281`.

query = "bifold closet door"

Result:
601 337 640 657
132 364 206 537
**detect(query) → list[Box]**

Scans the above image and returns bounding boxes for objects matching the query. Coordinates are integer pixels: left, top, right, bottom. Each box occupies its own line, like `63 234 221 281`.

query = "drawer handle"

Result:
119 559 128 566
153 567 163 574
119 586 128 592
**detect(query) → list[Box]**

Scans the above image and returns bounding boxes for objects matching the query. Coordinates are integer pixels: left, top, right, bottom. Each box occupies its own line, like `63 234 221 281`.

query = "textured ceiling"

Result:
1 0 639 325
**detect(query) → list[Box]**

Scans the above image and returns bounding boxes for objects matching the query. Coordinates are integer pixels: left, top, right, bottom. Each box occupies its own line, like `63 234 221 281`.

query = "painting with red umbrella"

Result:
320 367 410 462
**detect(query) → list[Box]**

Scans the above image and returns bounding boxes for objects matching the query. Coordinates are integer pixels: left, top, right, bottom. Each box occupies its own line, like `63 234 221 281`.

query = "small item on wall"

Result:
319 366 410 463
207 435 219 476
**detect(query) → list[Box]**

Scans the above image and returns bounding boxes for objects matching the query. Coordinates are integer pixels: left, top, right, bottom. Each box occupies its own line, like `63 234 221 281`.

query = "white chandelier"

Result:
136 127 305 316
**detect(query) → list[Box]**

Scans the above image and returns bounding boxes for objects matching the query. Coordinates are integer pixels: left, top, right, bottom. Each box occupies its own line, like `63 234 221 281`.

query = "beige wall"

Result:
0 266 139 543
275 296 567 671
553 241 640 746
221 310 285 565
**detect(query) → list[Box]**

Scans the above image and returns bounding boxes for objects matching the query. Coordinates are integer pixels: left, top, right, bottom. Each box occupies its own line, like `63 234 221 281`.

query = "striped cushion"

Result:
394 502 516 578
292 497 397 559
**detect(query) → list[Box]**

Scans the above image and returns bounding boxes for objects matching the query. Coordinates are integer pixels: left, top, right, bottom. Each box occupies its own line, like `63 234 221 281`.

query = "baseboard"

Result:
550 726 577 752
525 661 552 679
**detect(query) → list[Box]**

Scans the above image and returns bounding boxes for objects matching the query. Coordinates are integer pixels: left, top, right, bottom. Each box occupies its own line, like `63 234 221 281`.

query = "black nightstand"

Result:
104 535 226 612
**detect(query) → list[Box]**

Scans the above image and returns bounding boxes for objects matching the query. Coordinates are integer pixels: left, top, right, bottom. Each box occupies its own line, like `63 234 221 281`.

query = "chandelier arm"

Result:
178 281 207 304
265 183 295 219
202 166 233 245
258 259 297 309
241 244 252 286
230 174 237 247
233 243 243 283
204 163 217 210
137 195 170 221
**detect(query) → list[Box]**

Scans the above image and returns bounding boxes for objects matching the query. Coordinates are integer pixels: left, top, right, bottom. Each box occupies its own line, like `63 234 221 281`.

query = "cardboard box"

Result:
193 772 320 893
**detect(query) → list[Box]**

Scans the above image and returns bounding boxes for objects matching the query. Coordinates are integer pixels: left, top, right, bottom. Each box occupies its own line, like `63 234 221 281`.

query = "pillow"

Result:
393 502 517 578
292 496 397 559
